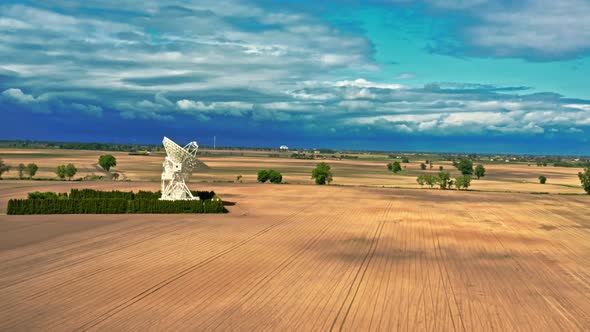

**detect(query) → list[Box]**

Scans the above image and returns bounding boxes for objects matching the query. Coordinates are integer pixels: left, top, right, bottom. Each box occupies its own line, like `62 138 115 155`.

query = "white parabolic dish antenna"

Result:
160 136 200 200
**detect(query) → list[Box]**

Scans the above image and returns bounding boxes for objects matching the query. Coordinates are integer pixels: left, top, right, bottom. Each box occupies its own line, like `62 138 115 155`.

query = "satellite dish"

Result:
160 136 200 200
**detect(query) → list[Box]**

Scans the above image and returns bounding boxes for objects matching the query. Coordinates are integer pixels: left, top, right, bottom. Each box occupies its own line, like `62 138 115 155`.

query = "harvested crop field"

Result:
1 148 586 194
1 181 589 331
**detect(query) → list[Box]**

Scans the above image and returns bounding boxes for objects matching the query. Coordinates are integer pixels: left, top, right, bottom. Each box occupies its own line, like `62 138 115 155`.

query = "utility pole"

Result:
214 136 216 150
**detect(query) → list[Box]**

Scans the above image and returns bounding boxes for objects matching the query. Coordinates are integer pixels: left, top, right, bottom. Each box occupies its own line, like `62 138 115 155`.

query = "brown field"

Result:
0 179 589 331
0 148 589 330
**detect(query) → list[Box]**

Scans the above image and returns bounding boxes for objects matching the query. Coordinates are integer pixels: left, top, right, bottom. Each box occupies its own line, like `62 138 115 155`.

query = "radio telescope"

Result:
160 136 200 200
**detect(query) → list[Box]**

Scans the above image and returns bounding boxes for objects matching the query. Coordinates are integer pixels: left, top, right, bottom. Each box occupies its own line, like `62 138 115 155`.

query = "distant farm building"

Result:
280 145 289 151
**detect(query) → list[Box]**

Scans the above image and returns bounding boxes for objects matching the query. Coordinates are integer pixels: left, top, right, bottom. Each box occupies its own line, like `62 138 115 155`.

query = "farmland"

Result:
0 148 586 194
0 148 589 331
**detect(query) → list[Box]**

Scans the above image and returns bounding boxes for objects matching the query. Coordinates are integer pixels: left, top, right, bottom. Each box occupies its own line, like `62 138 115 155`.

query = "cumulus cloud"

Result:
1 88 38 103
0 0 588 143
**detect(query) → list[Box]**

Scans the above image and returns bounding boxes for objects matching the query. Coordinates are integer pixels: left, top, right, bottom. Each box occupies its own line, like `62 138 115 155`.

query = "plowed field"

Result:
1 181 589 331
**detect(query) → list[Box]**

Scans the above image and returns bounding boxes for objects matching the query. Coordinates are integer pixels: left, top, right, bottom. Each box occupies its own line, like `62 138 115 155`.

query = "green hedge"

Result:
68 189 216 200
7 189 225 215
8 199 128 214
7 198 224 215
127 199 224 214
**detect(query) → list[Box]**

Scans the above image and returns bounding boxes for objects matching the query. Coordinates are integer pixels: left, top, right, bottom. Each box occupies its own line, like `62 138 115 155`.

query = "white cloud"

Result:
395 72 416 79
335 79 404 90
1 88 37 103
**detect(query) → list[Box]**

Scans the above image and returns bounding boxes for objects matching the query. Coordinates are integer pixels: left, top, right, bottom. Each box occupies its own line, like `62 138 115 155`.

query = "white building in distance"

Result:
279 145 289 151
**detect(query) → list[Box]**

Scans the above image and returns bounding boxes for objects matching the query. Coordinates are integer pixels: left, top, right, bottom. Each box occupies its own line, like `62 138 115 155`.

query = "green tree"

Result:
56 165 67 180
455 158 474 175
455 175 472 190
98 154 117 172
420 163 427 170
474 164 486 179
0 158 10 179
311 162 333 185
388 161 402 173
268 170 283 184
401 157 410 163
417 174 437 188
26 163 38 179
416 174 426 187
578 168 590 194
257 169 270 183
538 175 547 184
437 172 453 189
65 163 77 180
439 165 444 171
18 163 26 179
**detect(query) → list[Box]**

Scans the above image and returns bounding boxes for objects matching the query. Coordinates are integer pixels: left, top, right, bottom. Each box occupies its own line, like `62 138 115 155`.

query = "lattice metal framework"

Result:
160 136 200 200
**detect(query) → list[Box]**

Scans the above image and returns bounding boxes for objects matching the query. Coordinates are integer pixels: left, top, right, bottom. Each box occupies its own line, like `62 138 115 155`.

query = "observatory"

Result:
160 136 200 201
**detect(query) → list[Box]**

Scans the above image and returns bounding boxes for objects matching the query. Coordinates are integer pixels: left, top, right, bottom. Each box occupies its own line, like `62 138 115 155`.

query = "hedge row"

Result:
127 199 224 214
7 198 225 215
67 189 216 200
7 199 128 214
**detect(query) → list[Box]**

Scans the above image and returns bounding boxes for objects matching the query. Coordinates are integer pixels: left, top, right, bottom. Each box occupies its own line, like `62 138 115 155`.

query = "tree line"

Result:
0 154 118 181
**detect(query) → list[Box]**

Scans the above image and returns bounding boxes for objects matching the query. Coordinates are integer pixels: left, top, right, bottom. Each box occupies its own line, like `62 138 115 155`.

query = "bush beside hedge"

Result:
7 189 225 215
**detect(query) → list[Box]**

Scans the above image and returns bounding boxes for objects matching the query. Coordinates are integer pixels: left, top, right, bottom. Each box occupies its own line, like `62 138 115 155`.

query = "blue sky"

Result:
1 0 589 154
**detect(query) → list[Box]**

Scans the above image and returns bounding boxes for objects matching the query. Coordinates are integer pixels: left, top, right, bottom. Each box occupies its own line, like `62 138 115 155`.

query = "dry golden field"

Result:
0 148 589 331
0 148 586 194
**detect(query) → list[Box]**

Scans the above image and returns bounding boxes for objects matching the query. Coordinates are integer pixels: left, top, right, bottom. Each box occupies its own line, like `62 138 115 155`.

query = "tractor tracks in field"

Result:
0 222 188 291
73 204 317 332
329 219 386 331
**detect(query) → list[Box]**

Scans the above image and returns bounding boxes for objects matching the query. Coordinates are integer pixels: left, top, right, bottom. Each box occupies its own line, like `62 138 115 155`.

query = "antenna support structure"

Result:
160 136 200 200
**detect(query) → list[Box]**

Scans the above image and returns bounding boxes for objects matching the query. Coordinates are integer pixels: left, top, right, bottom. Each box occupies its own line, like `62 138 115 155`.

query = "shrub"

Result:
268 170 283 184
420 163 427 170
257 170 270 183
401 157 410 163
387 161 402 173
312 162 333 185
539 176 547 184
